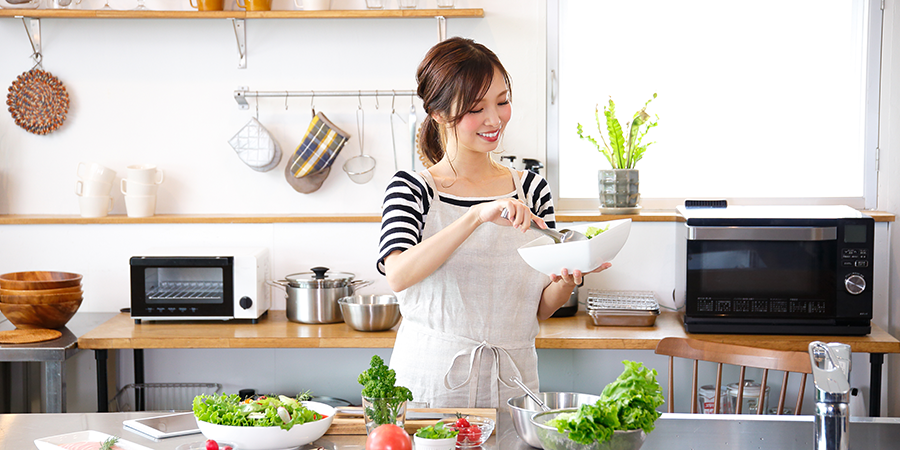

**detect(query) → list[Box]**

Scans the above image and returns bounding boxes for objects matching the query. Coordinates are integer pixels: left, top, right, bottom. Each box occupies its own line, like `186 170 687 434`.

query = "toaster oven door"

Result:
130 256 234 321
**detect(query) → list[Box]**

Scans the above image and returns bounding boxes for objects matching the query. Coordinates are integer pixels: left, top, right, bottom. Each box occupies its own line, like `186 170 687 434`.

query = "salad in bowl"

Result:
192 394 335 450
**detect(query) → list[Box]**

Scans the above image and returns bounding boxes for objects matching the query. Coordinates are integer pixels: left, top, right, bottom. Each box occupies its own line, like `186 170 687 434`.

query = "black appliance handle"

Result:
686 226 837 241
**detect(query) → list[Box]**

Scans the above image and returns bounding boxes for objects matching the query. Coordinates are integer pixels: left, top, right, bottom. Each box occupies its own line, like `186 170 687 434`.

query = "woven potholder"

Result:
0 328 62 344
7 68 69 135
228 117 283 172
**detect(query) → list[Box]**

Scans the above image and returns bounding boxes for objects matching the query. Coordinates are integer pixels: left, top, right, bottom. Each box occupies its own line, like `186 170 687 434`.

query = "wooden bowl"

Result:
0 299 82 329
0 271 82 290
0 285 82 296
0 290 83 304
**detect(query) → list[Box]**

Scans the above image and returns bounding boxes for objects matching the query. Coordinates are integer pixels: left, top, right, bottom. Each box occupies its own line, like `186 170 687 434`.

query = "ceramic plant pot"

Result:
598 169 640 212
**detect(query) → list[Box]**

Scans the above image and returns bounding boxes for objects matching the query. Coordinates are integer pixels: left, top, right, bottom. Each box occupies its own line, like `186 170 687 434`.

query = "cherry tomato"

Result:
205 439 219 450
365 424 412 450
454 416 470 428
457 423 482 444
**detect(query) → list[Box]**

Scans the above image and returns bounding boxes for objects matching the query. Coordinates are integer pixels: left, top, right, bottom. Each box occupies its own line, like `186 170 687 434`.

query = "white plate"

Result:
35 430 154 450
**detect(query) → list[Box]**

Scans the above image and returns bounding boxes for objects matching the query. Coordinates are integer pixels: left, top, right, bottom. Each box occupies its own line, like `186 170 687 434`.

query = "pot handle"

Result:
350 279 373 290
266 279 289 289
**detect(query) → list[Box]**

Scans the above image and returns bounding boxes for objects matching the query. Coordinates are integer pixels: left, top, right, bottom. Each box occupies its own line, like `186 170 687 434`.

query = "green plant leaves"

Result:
577 94 658 169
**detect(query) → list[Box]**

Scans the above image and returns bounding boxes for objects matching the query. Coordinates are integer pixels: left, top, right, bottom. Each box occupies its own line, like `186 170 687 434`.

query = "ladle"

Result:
511 377 550 412
500 208 588 244
343 92 376 184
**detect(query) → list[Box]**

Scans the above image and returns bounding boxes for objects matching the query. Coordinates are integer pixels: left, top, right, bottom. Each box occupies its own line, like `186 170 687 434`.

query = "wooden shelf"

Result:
0 8 483 19
0 210 892 225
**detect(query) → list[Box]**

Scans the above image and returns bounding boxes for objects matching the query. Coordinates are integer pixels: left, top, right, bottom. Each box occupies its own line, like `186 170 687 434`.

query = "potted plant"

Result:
413 422 458 450
358 355 414 435
577 94 658 213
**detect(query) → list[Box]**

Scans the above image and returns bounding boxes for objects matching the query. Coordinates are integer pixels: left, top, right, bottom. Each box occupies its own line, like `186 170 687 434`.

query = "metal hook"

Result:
374 90 380 110
391 90 396 114
21 18 42 71
255 91 259 120
284 91 289 110
358 90 363 110
310 90 316 118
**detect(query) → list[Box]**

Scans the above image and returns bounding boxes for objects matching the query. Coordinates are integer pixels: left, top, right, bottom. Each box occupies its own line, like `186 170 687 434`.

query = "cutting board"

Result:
327 408 497 435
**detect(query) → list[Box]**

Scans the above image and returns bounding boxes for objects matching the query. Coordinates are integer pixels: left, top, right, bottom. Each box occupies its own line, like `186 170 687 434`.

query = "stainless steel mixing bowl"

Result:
508 392 601 448
338 294 400 331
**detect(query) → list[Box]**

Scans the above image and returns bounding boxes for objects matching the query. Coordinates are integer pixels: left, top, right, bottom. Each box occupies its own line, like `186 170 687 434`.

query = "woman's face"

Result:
446 67 512 156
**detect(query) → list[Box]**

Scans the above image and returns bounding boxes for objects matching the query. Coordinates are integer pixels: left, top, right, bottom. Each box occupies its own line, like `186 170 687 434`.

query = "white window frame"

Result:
545 0 883 211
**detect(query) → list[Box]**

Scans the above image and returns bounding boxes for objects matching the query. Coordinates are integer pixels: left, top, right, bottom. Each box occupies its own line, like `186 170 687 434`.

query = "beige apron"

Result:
389 168 549 411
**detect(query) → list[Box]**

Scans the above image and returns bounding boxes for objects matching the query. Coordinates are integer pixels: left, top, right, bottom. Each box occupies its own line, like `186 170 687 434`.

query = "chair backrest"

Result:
654 337 812 415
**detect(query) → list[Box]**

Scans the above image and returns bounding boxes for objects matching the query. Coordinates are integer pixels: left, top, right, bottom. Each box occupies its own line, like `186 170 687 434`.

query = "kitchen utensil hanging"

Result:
389 91 399 172
342 92 377 184
227 95 283 172
7 20 69 136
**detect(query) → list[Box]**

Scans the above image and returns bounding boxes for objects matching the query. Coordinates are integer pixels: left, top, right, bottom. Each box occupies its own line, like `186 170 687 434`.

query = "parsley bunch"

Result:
358 355 413 427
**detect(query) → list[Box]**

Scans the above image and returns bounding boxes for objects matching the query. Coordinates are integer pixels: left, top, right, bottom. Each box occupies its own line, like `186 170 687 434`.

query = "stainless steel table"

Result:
1 411 899 449
0 312 116 413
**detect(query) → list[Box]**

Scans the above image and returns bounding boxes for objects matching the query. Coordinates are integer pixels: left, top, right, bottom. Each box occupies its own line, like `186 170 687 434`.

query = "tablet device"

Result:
123 412 200 439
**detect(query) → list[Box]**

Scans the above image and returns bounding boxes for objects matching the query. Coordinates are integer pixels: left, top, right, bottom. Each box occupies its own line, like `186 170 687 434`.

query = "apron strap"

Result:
443 341 524 408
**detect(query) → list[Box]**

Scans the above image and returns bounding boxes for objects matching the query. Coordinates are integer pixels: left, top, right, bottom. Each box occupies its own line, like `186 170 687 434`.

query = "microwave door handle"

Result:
686 226 837 241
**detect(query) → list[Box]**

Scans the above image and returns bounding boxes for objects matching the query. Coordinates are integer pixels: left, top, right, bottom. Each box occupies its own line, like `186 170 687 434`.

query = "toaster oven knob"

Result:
844 274 866 295
239 296 253 309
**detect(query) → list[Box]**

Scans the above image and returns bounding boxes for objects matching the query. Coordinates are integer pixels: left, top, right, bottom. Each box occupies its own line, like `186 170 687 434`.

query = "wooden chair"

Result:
654 337 812 415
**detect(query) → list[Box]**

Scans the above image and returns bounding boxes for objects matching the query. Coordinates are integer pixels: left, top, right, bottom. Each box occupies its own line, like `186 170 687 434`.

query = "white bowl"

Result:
196 401 335 450
517 219 631 276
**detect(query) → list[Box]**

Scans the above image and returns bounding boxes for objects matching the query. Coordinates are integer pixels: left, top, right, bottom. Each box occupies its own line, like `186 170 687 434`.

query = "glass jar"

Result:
697 384 725 414
724 380 769 414
361 396 408 434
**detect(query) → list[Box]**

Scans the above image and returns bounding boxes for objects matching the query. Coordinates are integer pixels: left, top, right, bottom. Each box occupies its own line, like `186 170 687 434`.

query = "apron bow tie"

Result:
443 341 523 408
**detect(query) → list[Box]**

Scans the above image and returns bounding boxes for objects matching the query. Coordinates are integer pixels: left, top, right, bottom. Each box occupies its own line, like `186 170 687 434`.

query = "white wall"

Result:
0 0 897 416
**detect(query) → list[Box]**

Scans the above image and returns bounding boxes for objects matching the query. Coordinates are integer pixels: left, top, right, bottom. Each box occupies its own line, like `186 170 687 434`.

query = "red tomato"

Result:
458 424 482 444
365 424 412 450
454 416 470 428
205 440 218 450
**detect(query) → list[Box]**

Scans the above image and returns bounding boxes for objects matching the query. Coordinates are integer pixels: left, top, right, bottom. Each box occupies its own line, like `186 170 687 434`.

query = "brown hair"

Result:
416 37 512 166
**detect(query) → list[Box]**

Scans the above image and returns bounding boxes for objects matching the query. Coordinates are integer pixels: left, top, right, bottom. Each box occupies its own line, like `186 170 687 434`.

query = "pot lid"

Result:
284 266 356 288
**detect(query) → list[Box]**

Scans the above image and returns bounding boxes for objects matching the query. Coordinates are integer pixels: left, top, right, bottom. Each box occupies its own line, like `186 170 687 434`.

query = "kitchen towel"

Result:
228 117 283 172
288 112 350 178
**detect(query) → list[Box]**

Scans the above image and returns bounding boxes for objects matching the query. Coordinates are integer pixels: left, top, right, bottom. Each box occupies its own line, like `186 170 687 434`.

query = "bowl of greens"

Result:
528 361 662 450
516 219 631 276
192 394 335 450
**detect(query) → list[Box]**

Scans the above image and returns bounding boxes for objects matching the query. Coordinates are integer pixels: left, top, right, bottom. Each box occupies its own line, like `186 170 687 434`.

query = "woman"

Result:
377 37 611 410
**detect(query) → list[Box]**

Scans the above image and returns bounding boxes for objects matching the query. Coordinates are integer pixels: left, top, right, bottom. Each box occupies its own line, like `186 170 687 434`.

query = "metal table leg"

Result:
134 349 144 411
95 350 108 412
869 353 884 417
43 360 65 413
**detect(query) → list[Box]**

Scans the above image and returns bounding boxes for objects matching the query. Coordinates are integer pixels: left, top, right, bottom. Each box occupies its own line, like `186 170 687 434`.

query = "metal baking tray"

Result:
586 290 660 327
588 309 660 327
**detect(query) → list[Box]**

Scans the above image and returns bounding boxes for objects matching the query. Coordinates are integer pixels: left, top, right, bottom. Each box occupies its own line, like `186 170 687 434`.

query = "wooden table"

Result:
78 310 900 416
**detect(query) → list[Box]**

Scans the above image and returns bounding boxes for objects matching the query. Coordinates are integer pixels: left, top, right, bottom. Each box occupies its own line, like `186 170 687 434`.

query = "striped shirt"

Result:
377 169 556 274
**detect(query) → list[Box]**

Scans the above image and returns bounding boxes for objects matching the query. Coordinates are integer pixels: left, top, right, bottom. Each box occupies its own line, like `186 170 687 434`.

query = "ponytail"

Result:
418 115 444 166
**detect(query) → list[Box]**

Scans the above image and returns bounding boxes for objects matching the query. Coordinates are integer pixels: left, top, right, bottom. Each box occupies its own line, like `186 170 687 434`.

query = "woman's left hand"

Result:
549 262 613 285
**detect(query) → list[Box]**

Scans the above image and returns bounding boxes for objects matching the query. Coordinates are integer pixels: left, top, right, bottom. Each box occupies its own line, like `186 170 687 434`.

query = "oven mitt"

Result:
228 117 283 172
288 112 350 178
285 162 331 194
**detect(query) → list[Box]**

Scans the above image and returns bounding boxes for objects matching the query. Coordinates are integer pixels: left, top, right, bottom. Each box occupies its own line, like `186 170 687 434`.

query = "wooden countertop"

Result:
77 310 900 354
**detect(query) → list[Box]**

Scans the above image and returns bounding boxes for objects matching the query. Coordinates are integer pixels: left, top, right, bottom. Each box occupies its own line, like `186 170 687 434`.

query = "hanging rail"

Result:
234 87 416 110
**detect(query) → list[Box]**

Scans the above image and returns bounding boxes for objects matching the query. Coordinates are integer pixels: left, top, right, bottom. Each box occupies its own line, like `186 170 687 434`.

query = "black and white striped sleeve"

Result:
522 171 556 229
377 171 432 275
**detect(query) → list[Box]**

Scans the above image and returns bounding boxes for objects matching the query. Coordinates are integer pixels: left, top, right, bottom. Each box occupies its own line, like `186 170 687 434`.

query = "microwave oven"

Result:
675 205 874 335
130 247 271 324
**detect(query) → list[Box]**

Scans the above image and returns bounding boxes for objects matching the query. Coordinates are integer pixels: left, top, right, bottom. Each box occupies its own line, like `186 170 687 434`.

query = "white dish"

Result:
35 430 154 450
517 219 632 276
196 400 336 450
123 412 200 439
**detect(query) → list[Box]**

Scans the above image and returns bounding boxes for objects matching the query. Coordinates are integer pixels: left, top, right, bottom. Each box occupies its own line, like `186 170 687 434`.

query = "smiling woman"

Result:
547 0 882 210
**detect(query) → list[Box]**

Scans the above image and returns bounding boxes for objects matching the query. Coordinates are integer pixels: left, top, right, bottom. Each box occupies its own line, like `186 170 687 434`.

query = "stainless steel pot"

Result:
268 266 372 324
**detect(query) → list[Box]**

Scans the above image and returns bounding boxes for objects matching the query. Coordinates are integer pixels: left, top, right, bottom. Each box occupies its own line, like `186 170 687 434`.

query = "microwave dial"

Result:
844 273 866 295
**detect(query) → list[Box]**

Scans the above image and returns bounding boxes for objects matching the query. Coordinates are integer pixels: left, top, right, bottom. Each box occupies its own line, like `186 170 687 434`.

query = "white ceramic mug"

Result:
75 179 113 197
78 195 114 218
300 0 330 10
77 162 116 184
126 164 164 185
124 194 157 218
121 178 159 196
51 0 82 8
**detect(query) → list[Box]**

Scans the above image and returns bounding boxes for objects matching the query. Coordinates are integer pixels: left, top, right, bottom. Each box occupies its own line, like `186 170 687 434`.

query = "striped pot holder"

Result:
288 112 350 178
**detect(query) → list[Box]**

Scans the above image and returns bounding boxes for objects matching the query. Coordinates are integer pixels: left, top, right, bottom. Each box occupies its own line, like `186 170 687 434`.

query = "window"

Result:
547 0 882 210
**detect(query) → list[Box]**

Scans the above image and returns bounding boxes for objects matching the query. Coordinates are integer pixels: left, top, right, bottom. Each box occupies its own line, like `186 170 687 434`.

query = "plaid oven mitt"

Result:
228 117 283 172
288 112 350 178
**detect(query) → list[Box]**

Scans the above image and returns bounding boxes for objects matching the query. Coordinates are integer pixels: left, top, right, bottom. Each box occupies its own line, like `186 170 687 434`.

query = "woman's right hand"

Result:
474 198 545 233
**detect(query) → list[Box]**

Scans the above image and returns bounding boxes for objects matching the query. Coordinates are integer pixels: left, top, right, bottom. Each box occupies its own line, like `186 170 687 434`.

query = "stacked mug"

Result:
75 162 116 218
121 164 164 218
